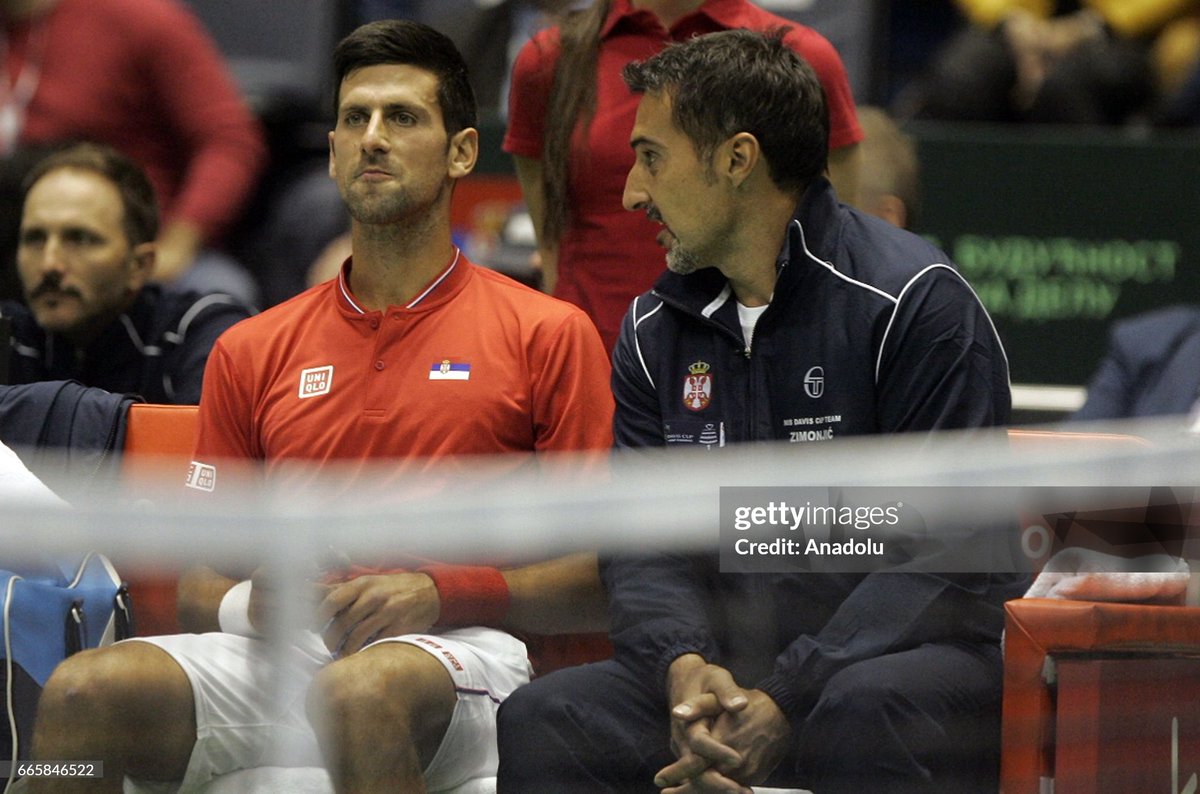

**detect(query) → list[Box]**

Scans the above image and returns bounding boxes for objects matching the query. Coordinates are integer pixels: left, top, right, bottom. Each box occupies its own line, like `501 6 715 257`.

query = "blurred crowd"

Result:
6 0 1198 318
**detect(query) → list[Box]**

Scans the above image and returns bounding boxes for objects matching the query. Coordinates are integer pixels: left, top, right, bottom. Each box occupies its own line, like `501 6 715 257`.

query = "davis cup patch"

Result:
683 361 713 411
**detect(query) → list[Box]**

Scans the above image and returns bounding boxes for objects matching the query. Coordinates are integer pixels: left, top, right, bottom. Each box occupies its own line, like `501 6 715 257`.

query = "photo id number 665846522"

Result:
5 761 104 778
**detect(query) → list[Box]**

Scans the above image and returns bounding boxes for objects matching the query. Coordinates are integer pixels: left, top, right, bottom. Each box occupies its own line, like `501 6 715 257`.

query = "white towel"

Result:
0 439 67 506
1024 548 1190 603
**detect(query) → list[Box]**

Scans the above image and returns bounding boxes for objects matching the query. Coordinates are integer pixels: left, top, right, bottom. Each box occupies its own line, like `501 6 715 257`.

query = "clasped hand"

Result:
656 654 791 793
247 566 440 657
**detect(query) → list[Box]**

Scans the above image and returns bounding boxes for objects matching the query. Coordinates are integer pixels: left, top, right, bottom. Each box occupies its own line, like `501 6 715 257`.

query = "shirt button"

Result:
374 360 385 371
369 318 379 329
393 315 402 322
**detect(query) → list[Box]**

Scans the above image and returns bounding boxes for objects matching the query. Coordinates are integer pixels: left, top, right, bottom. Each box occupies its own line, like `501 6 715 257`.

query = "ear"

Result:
447 127 478 180
328 130 337 180
723 132 761 189
128 241 156 288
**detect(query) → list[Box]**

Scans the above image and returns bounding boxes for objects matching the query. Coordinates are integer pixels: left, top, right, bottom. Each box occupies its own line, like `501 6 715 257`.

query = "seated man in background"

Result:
497 30 1024 794
0 0 266 305
1073 304 1200 427
27 20 612 794
0 144 253 405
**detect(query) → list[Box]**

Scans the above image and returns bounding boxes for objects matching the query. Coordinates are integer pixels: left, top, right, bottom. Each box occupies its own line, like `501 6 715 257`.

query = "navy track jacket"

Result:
603 178 1027 729
3 285 251 405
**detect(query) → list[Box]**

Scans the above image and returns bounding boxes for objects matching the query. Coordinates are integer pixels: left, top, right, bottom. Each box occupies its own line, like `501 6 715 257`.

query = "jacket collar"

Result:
41 286 159 373
650 177 841 318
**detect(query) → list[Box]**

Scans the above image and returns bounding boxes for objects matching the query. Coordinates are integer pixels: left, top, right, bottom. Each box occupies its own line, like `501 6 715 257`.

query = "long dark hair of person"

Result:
540 0 610 245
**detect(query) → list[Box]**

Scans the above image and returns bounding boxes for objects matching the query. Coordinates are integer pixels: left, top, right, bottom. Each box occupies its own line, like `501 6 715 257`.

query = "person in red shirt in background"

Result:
27 20 612 794
0 0 265 305
505 0 863 352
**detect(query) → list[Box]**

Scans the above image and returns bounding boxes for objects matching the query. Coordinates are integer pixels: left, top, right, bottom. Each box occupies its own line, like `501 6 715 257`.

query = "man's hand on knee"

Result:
316 573 440 657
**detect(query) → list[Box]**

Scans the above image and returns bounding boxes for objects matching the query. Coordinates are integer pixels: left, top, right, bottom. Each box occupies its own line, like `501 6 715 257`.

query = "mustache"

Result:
356 156 392 175
28 276 81 302
646 206 662 224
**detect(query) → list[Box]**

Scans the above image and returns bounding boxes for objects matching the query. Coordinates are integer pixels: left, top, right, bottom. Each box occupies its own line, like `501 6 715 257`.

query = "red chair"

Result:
1001 429 1200 793
119 403 199 636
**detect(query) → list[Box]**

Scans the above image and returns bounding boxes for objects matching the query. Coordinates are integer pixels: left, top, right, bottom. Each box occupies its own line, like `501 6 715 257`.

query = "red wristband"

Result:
417 565 510 627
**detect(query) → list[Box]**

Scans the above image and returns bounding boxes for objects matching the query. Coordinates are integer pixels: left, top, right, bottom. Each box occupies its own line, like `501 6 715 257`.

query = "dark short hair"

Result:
23 143 159 246
622 28 828 194
333 19 477 136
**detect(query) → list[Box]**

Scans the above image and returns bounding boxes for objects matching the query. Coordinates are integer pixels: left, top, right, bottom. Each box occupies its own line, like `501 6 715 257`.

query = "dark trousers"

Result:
496 641 1004 793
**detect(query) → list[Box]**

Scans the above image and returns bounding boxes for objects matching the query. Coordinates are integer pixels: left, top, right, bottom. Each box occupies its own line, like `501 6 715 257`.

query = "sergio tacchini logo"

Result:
803 366 824 399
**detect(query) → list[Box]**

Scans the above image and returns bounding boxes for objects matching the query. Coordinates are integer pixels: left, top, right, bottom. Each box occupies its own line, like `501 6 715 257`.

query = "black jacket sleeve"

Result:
167 296 252 405
606 299 722 694
611 296 668 449
874 265 1011 433
757 571 1024 728
1 302 47 386
601 551 722 697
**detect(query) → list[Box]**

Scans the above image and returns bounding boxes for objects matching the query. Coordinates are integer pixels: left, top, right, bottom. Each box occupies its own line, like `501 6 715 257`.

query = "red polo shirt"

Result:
190 252 613 497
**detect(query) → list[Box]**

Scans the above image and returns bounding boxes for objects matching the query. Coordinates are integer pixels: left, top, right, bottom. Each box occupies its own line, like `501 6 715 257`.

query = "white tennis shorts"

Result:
125 626 530 792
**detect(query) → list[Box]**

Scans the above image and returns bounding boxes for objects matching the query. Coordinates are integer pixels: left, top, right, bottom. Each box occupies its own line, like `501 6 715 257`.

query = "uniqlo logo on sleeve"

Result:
185 461 216 492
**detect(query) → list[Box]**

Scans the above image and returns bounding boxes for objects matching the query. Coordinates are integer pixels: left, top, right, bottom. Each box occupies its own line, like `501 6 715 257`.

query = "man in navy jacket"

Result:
496 28 1024 794
1073 305 1200 425
1 144 250 405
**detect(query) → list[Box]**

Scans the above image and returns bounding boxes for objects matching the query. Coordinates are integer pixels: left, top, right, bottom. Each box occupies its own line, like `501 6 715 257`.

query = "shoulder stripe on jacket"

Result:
632 295 664 390
119 314 161 357
791 219 898 304
876 263 1011 386
10 340 39 359
168 293 244 344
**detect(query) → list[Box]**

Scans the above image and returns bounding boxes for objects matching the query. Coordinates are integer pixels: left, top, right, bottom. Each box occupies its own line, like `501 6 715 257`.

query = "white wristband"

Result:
217 580 261 638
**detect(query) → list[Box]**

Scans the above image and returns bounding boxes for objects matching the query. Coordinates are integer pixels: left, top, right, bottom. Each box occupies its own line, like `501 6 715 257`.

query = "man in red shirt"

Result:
28 20 612 794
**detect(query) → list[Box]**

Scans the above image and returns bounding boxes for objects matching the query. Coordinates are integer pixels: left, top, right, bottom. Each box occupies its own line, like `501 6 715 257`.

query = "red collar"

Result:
335 248 469 316
601 0 749 39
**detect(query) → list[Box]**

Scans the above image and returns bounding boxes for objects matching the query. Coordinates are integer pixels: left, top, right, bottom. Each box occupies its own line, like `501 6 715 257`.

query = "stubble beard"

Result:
343 178 447 227
665 241 704 276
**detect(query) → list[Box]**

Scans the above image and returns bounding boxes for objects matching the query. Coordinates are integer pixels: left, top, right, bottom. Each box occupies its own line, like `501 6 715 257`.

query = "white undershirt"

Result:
736 301 770 349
